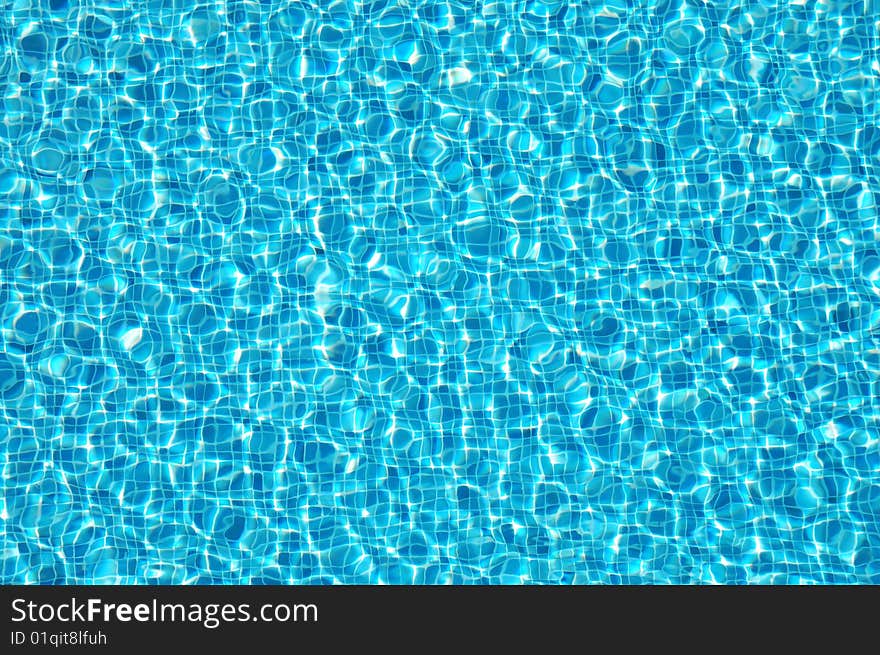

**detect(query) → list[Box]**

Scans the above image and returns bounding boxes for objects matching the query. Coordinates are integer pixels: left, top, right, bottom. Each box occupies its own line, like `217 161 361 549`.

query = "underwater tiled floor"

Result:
1 2 879 583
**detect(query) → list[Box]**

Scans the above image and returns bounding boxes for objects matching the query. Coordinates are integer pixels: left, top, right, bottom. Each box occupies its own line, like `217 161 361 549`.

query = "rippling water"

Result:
1 2 879 583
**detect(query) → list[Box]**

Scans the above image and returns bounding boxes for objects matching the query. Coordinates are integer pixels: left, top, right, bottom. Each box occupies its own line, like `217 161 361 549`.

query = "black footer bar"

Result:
1 585 870 649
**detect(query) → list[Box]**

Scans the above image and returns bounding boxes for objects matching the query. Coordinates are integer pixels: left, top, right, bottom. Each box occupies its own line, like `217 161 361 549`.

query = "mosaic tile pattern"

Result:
1 1 879 583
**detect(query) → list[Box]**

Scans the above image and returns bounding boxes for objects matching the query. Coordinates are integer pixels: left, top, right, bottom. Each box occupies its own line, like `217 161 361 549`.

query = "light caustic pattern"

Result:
1 1 879 583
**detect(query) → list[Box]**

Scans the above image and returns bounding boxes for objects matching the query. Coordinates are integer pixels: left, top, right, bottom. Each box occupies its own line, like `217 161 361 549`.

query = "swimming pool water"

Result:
1 1 879 584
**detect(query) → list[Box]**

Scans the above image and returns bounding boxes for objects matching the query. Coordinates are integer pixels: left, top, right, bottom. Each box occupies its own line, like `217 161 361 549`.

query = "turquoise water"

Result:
1 1 879 584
